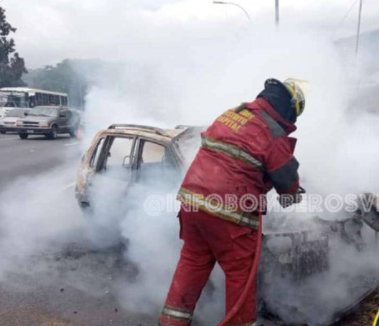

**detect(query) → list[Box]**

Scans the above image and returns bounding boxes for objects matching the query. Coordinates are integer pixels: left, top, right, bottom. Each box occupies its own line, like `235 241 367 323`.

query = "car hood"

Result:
20 116 54 122
3 117 20 123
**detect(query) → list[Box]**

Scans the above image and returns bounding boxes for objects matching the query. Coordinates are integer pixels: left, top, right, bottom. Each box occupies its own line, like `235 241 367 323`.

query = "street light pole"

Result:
275 0 279 27
213 1 251 22
355 0 363 56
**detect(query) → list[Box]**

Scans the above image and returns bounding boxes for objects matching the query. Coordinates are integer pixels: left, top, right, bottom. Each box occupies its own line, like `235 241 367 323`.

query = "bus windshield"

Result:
0 92 28 108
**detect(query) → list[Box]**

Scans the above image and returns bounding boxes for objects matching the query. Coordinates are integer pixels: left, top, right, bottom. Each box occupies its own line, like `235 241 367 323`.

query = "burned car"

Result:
75 124 200 208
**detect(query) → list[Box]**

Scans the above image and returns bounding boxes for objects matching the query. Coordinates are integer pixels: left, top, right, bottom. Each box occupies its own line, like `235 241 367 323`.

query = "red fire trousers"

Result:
159 209 258 326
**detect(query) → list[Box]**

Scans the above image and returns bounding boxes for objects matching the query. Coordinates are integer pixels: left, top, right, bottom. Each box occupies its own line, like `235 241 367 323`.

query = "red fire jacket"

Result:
178 97 300 229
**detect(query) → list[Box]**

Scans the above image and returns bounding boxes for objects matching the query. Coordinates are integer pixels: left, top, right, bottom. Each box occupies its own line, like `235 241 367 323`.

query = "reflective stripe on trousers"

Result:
177 187 259 230
159 305 193 326
201 135 264 172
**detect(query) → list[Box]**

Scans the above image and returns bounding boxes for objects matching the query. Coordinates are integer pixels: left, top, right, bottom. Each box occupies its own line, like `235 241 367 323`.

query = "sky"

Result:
2 0 379 68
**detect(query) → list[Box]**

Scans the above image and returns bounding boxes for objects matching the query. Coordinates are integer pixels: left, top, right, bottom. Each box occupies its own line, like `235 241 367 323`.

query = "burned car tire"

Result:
19 133 28 139
47 125 58 140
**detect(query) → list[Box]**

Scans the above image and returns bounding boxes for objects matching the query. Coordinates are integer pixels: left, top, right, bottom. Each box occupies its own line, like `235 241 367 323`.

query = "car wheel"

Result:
69 126 77 138
0 131 5 134
19 133 28 139
48 125 58 140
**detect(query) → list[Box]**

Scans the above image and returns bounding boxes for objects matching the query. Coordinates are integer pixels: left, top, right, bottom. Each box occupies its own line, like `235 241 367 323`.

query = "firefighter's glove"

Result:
278 186 306 208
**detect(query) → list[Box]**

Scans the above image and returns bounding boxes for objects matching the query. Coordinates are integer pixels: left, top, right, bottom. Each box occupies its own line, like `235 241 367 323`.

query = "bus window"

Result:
29 95 36 108
61 96 68 106
42 94 49 105
35 93 42 106
48 95 54 105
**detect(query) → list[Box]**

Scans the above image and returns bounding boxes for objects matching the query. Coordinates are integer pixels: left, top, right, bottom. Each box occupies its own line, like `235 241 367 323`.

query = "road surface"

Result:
0 133 81 189
0 133 158 326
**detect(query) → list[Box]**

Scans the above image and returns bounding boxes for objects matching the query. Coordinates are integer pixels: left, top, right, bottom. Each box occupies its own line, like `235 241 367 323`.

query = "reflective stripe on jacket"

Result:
179 97 300 226
178 187 260 229
201 135 264 172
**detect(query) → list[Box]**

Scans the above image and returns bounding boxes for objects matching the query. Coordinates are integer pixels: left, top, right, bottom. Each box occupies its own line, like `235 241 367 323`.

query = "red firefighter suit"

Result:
159 96 301 326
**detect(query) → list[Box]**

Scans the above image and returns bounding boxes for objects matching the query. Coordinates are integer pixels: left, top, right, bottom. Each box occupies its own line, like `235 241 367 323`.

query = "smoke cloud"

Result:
79 23 379 325
0 4 378 326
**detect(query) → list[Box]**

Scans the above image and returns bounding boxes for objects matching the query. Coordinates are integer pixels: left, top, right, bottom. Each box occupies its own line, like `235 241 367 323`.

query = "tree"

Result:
24 60 88 109
0 6 27 88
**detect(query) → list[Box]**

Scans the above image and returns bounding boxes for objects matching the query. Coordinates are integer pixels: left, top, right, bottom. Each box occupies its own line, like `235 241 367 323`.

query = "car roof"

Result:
98 124 191 142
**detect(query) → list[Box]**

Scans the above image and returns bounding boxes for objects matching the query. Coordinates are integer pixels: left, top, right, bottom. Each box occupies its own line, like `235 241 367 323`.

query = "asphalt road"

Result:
0 132 158 326
0 133 81 189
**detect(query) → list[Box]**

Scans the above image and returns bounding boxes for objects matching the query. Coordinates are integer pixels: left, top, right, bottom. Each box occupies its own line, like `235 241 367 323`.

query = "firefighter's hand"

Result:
278 186 306 208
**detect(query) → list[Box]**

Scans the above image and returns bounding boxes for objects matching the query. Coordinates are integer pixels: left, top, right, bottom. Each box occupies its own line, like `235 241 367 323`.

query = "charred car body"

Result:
260 204 379 325
15 106 80 140
75 124 198 208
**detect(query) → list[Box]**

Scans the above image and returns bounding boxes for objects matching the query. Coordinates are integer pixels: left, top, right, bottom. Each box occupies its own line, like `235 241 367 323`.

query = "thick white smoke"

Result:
0 5 378 326
0 162 85 278
78 23 379 325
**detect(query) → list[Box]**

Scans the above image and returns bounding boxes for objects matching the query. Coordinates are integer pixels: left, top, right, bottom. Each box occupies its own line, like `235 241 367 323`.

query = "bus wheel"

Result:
19 133 28 139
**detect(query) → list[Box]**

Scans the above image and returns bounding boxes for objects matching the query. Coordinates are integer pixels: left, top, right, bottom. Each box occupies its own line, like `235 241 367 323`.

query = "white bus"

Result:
0 87 69 119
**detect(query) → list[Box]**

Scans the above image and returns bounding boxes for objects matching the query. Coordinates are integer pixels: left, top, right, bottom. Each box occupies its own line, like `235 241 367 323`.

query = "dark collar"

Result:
247 98 297 135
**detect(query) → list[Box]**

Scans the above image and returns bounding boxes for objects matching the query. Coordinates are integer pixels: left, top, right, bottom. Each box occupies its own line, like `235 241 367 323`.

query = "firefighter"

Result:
159 78 306 326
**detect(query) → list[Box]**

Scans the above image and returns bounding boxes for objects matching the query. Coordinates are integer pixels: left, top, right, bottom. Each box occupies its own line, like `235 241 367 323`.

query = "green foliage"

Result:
24 60 88 109
0 6 27 88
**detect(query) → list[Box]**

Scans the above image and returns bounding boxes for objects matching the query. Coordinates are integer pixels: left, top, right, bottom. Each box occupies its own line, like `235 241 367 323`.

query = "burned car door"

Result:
88 135 138 200
96 135 137 174
134 138 181 185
